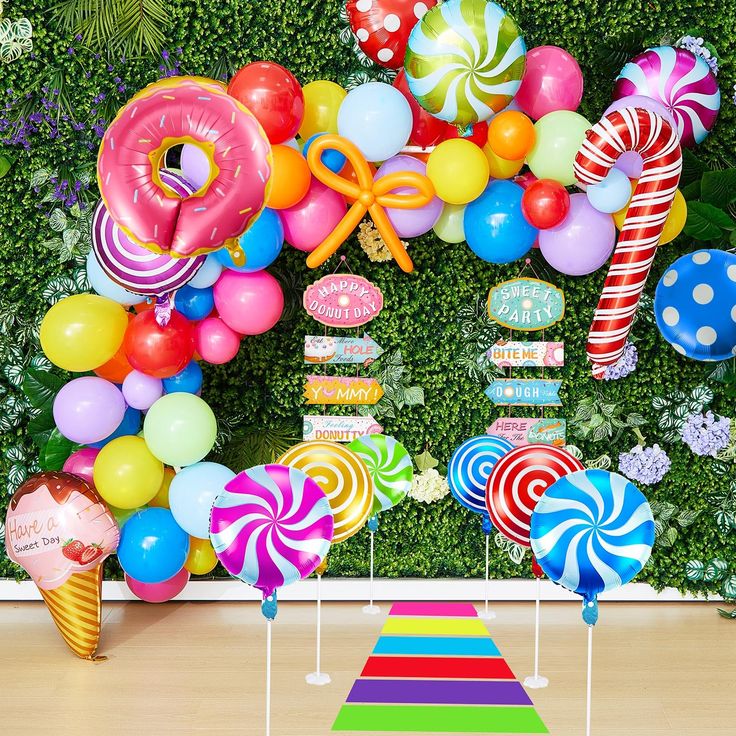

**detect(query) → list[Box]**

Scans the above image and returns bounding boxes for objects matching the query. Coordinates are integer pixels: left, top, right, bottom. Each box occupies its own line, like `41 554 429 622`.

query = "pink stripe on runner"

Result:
388 602 479 618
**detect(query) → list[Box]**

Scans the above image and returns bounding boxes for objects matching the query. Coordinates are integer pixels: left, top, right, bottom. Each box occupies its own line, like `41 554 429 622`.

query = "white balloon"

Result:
86 251 146 305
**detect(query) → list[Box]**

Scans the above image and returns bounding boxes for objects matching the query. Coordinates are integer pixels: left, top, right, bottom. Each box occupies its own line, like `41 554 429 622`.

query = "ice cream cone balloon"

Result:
4 472 119 660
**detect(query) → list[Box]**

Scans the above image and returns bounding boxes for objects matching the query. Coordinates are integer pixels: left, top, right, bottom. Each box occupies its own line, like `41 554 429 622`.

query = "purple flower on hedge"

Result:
603 342 638 380
618 444 671 485
680 411 731 457
676 35 719 75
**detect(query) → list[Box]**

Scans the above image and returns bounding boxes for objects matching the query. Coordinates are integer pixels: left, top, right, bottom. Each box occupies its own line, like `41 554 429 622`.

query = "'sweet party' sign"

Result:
488 278 565 331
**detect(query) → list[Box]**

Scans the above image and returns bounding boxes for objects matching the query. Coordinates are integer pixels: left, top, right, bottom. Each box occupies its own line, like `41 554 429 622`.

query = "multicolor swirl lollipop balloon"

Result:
447 435 513 516
530 469 655 624
278 441 373 543
348 434 413 514
613 46 720 147
209 464 333 599
405 0 526 131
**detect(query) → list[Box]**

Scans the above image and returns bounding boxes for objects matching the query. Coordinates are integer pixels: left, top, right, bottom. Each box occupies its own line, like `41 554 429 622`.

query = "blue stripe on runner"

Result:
373 636 500 657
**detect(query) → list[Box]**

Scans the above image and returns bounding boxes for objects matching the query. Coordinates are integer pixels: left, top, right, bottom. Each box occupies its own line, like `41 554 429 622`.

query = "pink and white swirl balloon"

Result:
613 46 720 148
92 170 205 297
209 464 333 598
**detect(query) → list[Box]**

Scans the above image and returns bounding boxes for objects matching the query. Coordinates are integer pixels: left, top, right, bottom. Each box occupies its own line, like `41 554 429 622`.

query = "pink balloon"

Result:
125 568 190 603
122 370 163 410
538 194 615 276
195 317 241 364
373 156 442 238
62 447 100 485
213 270 284 335
279 178 346 252
515 46 584 120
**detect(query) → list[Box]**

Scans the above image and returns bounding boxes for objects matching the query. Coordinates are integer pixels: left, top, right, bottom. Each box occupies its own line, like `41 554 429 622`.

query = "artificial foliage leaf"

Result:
680 148 707 187
717 607 736 619
0 155 12 179
721 575 736 599
684 201 735 240
40 429 79 471
660 525 678 548
414 449 439 472
677 510 701 528
700 169 736 207
685 559 705 581
23 369 65 412
705 558 729 582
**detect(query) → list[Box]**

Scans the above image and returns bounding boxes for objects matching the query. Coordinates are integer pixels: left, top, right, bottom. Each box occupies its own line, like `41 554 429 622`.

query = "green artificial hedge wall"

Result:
1 1 735 594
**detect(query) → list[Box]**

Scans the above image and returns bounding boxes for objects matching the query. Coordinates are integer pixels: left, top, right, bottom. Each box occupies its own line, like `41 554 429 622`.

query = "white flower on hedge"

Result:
0 519 4 544
409 468 450 504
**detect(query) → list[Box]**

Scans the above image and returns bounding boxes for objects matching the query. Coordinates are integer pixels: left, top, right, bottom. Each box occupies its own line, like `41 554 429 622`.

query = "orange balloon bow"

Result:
305 134 435 273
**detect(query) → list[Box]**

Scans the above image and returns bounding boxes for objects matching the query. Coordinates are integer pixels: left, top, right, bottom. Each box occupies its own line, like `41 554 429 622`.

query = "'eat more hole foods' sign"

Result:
488 278 565 331
304 275 384 329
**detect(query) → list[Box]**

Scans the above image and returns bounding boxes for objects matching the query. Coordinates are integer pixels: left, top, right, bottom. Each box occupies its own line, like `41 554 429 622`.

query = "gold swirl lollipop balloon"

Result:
278 441 373 544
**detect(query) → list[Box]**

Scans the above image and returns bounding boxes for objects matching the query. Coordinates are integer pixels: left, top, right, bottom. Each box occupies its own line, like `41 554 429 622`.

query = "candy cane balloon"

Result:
573 107 682 378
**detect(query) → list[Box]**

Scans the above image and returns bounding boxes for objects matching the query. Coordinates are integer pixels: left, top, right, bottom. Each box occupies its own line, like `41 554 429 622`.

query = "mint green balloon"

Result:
433 203 466 244
143 393 217 467
526 111 591 186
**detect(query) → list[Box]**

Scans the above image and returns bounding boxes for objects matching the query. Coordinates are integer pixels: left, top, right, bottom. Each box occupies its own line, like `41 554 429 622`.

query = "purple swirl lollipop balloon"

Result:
209 464 333 599
92 170 205 298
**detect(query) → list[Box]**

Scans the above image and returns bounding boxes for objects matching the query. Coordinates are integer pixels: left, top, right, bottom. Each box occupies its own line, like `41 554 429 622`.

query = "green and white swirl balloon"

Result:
348 434 413 514
404 0 526 131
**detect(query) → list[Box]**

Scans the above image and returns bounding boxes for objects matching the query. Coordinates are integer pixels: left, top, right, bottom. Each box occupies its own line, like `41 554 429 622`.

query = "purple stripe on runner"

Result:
345 679 532 706
388 602 479 617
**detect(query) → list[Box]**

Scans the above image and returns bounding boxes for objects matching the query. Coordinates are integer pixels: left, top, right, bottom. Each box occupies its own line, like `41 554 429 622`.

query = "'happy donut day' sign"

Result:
303 275 384 328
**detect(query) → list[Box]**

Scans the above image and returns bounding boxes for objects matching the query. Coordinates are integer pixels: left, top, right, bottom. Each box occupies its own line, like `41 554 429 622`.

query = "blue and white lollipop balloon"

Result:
530 469 654 624
448 435 514 519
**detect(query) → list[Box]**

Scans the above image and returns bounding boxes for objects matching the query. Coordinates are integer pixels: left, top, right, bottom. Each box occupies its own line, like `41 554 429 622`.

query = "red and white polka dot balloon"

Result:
346 0 437 69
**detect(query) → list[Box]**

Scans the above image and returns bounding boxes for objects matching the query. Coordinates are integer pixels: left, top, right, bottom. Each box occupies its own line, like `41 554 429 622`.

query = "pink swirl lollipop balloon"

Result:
209 464 333 598
613 46 720 148
91 169 205 298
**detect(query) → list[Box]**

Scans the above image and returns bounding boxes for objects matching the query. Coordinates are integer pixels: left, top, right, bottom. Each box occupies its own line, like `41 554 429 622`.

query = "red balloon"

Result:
346 0 438 69
228 62 304 144
442 120 489 148
393 69 446 149
521 179 571 230
124 311 195 379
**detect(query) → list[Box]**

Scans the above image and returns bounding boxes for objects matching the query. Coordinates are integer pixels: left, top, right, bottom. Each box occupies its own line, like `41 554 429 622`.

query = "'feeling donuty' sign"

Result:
488 278 565 331
303 275 383 328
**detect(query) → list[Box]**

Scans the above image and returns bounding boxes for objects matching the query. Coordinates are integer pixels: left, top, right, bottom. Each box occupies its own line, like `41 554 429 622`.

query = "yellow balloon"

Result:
433 203 466 243
613 183 686 245
299 80 347 141
426 140 489 205
148 466 175 508
40 294 128 372
184 537 218 575
93 436 164 509
482 143 524 179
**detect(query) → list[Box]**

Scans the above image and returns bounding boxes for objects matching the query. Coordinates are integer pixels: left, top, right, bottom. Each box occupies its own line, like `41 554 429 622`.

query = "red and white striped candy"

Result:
574 107 682 378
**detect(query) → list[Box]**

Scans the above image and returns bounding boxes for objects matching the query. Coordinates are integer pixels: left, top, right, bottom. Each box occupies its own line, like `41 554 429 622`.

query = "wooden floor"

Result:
0 600 732 735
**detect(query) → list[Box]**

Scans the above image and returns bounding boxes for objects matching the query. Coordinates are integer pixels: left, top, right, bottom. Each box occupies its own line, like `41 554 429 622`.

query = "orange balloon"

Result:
133 299 155 313
94 312 134 382
266 145 312 209
148 466 175 508
488 111 536 162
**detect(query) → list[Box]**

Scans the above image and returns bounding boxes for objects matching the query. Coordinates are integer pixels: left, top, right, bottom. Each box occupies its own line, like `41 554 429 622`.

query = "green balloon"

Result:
433 203 466 244
109 505 142 528
526 110 591 187
143 393 217 467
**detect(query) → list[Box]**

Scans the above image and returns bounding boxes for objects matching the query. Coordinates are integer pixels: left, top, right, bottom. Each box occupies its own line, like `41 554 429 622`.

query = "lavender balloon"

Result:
374 155 442 238
53 377 126 444
180 144 211 190
122 370 164 411
539 194 615 276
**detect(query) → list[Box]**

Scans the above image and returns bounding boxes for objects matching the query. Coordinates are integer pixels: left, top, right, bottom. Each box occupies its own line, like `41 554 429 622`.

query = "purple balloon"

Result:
539 194 616 276
122 370 164 411
53 377 126 444
373 155 442 238
180 144 211 190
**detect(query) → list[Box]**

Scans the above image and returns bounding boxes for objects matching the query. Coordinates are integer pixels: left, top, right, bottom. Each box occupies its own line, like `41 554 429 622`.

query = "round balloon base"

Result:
305 672 331 686
478 609 496 620
362 604 381 615
523 675 549 689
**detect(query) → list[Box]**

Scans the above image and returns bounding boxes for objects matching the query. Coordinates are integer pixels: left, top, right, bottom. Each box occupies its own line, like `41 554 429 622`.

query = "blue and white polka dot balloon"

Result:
447 435 513 517
655 249 736 361
530 469 655 624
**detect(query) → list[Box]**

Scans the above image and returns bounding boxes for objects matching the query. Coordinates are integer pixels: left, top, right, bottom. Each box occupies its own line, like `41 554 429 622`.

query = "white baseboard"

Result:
0 577 720 602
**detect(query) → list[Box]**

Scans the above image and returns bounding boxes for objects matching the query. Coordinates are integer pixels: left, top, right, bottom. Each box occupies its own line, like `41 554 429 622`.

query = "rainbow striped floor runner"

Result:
332 602 548 733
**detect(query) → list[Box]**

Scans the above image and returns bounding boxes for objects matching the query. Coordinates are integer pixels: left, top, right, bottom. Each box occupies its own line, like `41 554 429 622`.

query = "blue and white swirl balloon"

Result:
530 469 655 623
448 435 513 515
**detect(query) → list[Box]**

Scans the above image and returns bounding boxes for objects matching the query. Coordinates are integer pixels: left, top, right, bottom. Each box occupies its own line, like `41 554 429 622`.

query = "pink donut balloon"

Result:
97 77 273 258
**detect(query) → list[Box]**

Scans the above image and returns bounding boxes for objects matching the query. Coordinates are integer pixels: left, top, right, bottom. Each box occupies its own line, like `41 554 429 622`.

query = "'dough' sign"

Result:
303 275 384 328
488 278 565 331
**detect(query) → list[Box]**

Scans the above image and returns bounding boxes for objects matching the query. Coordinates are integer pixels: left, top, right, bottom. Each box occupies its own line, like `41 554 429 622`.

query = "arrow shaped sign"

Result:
303 415 384 442
304 376 384 405
304 334 384 365
484 379 562 407
487 417 567 447
487 341 564 368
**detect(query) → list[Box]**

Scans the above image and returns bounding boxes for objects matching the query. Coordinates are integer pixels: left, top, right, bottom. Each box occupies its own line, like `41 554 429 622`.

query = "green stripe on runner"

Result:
332 704 549 733
382 617 489 636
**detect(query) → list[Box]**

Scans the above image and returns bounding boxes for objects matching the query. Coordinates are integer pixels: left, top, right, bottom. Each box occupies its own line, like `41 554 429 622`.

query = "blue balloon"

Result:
530 469 655 624
464 181 537 263
162 361 203 394
175 284 214 321
88 406 141 448
655 249 736 362
118 508 190 584
586 168 631 214
169 462 236 538
86 251 145 306
188 254 222 288
447 435 514 516
213 209 284 273
303 133 347 174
